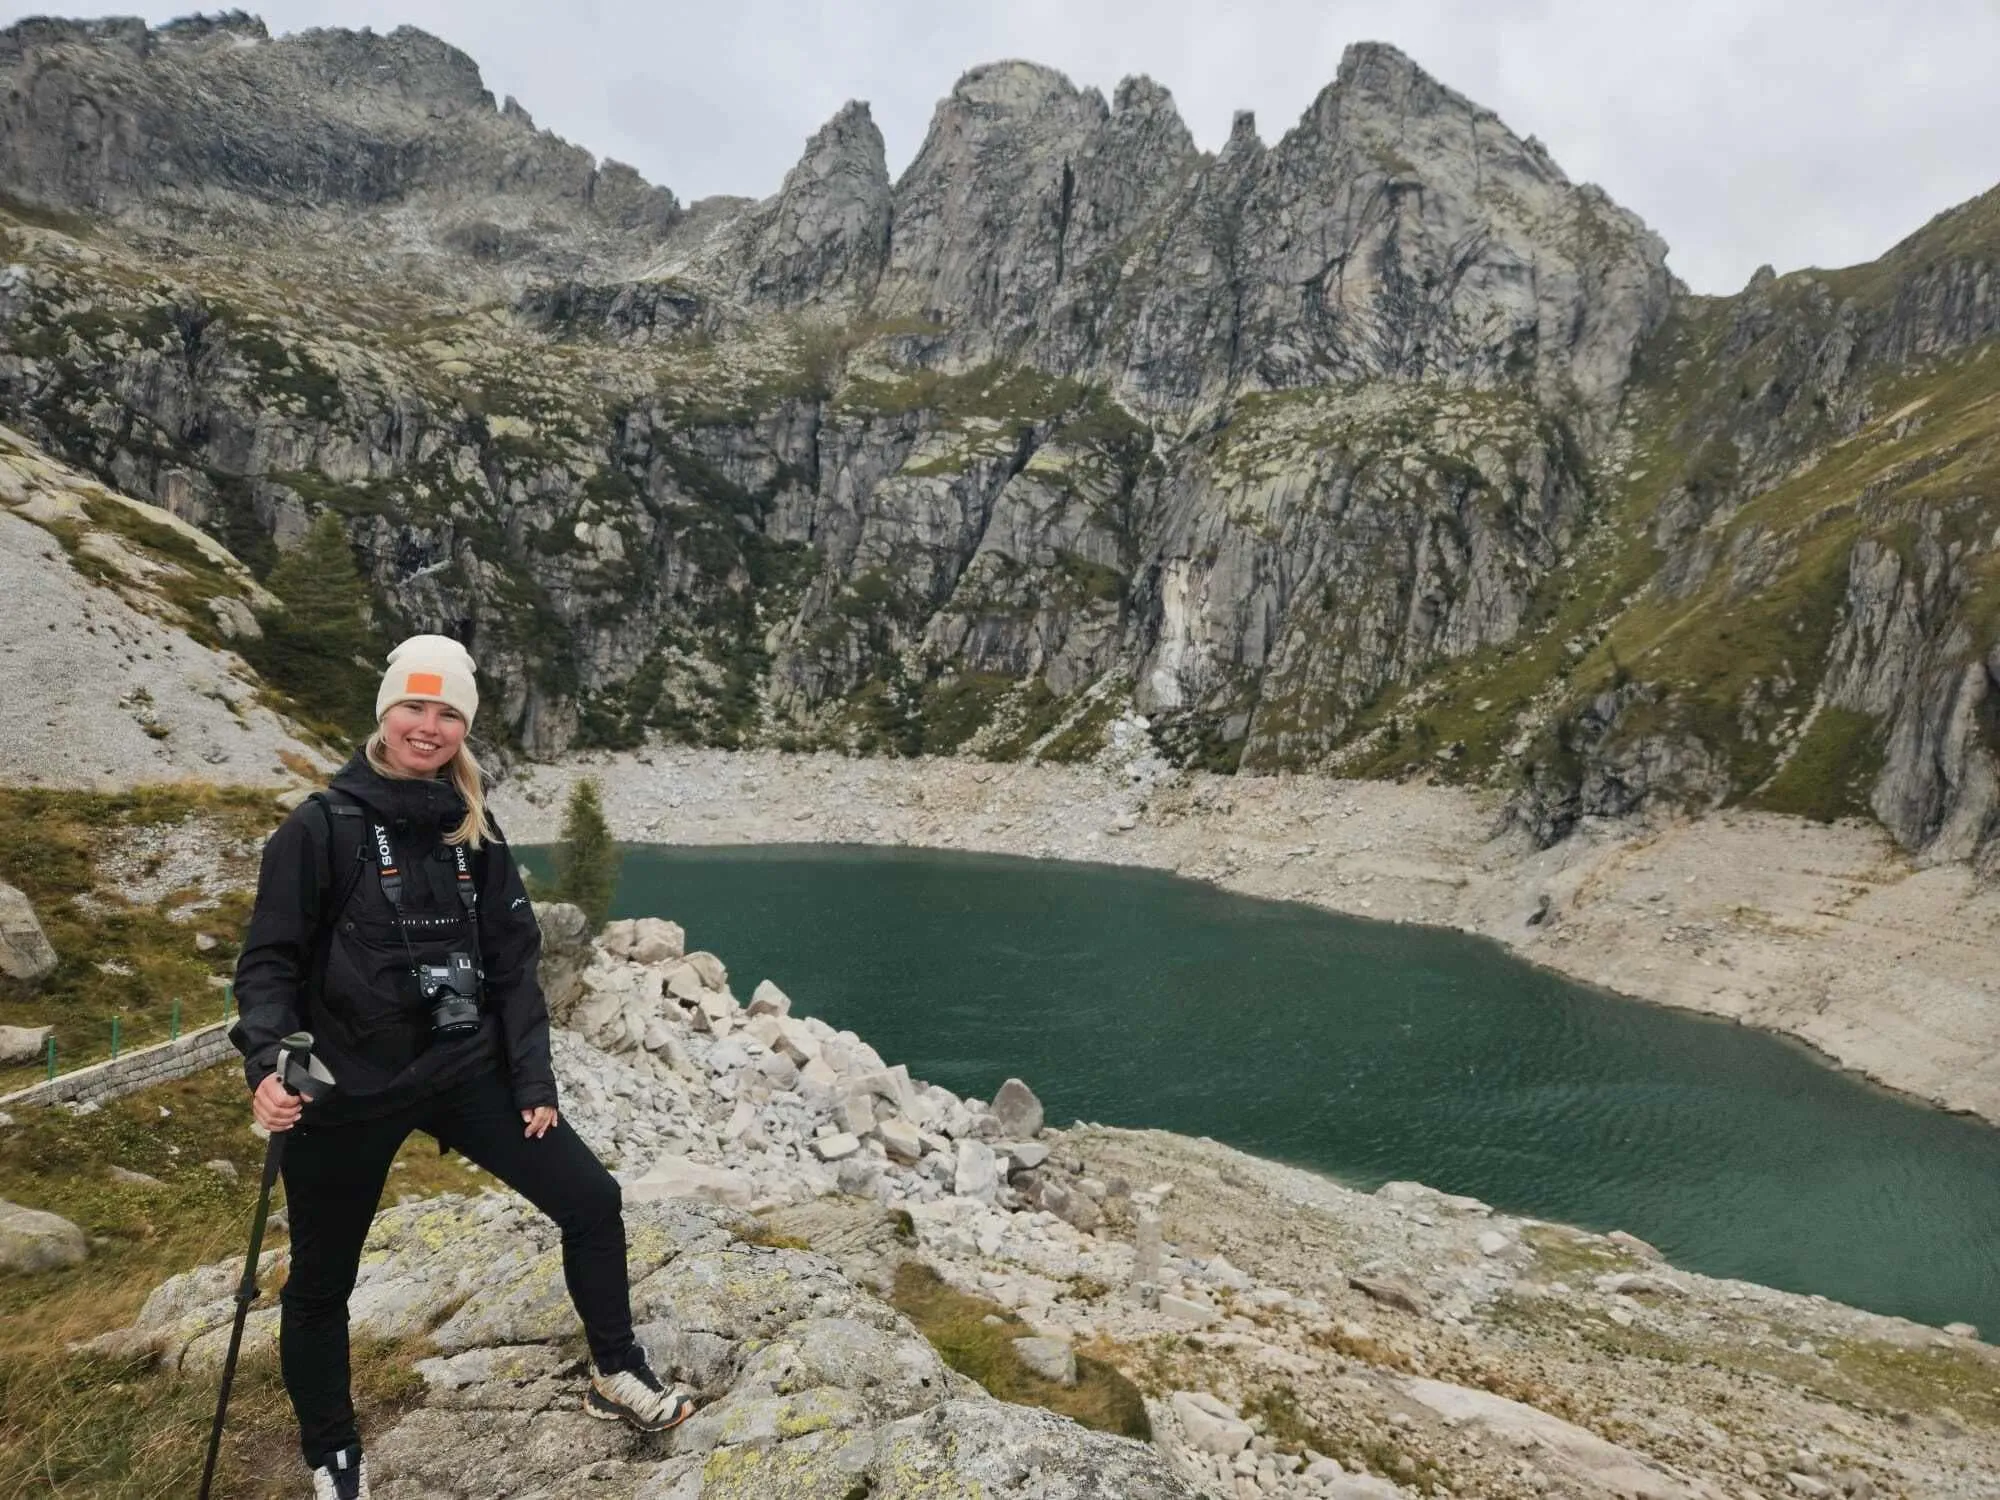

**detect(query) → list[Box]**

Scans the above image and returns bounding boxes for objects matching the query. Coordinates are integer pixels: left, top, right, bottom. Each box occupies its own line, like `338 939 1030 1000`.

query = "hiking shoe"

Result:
584 1356 697 1433
310 1444 370 1499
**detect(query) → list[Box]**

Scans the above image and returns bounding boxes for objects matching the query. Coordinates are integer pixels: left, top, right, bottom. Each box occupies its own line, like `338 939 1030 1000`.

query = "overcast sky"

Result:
11 1 1997 293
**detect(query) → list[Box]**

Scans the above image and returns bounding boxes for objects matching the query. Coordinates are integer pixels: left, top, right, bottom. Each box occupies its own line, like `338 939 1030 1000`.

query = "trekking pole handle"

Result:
274 1029 312 1096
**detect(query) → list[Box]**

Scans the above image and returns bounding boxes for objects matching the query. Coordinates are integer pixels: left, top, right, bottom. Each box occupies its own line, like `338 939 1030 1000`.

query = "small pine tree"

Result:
244 510 380 739
553 777 618 930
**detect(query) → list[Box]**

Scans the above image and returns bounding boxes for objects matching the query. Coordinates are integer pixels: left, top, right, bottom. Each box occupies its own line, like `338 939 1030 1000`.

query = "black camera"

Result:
415 951 482 1040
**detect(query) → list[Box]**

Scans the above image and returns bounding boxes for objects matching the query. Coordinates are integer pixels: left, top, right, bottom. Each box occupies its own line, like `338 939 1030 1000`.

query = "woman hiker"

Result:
231 634 695 1500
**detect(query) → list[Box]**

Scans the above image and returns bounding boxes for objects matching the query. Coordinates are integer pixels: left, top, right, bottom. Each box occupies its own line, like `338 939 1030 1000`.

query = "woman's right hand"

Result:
252 1072 303 1133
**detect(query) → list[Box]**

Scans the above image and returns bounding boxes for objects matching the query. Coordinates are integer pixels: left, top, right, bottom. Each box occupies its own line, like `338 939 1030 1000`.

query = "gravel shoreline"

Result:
490 745 2000 1129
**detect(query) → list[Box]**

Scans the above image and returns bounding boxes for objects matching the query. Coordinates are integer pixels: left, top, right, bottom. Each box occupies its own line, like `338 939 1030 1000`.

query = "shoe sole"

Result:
584 1387 696 1434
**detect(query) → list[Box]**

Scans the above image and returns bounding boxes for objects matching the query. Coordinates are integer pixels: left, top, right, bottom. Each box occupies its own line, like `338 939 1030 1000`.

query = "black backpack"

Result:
304 789 372 933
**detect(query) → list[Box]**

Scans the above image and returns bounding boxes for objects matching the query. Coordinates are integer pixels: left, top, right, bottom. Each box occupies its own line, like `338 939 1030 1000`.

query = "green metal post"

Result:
46 1034 56 1080
172 997 182 1040
111 1015 121 1059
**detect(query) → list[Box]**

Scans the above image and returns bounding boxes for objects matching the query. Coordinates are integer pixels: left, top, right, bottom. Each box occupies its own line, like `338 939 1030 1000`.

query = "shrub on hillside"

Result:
551 778 618 930
240 511 382 742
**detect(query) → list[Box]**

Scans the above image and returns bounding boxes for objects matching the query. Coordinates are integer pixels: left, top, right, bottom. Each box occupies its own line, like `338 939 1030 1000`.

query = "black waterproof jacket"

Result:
230 753 557 1122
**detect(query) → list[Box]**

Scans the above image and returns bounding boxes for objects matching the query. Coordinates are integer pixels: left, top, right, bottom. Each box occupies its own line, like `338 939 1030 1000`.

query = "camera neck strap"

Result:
368 822 482 978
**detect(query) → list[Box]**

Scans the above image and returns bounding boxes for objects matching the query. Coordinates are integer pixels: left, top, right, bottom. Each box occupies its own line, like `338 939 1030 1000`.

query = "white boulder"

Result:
625 1155 755 1210
811 1132 862 1162
1 885 63 984
627 917 685 964
875 1117 924 1163
1012 1335 1077 1386
953 1140 1000 1202
0 1198 89 1271
1168 1391 1252 1456
0 1023 52 1065
747 980 792 1018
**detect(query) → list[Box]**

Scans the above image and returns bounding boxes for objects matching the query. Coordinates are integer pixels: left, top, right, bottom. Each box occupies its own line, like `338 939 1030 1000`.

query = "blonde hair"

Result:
365 730 495 849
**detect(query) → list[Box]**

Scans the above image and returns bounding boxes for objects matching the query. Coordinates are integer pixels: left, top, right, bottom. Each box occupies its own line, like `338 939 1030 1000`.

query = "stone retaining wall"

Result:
0 1021 233 1110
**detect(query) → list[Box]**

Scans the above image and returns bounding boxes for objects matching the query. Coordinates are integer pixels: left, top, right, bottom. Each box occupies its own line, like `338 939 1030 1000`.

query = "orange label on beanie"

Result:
406 672 445 695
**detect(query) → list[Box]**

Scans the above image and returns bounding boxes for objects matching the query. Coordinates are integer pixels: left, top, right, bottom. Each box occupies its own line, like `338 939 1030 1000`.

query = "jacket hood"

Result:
328 751 466 830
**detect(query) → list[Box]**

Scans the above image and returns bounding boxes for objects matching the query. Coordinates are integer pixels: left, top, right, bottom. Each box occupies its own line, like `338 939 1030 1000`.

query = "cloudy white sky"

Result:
11 1 1997 293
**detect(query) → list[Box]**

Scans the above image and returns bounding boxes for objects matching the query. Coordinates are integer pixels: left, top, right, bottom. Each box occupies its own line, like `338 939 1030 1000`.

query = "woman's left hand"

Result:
521 1105 559 1139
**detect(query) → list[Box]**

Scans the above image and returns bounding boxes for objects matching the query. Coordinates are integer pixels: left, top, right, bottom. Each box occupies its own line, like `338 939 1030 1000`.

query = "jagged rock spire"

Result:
713 100 893 310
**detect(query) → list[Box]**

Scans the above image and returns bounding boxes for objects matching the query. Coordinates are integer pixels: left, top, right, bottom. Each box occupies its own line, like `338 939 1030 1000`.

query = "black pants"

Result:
278 1068 638 1469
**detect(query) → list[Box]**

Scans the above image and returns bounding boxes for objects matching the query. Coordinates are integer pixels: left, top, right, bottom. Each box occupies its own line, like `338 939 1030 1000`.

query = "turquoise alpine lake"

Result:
522 841 2000 1335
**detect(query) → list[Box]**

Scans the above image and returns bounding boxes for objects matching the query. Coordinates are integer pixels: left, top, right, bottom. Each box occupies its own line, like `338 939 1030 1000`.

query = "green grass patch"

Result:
1051 549 1126 605
918 673 1017 756
227 324 343 421
732 1220 813 1252
1243 1382 1445 1493
985 681 1072 762
1519 1225 1645 1282
0 785 282 1091
0 190 97 239
1039 694 1121 765
888 1262 1149 1440
0 1063 481 1497
1816 1336 2000 1425
265 468 404 520
1748 707 1887 821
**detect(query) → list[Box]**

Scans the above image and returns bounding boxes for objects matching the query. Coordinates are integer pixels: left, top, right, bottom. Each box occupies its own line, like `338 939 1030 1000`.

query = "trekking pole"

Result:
198 1031 334 1500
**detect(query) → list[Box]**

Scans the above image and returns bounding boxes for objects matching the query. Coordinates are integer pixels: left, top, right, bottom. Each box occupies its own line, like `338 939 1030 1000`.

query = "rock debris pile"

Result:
560 915 1120 1238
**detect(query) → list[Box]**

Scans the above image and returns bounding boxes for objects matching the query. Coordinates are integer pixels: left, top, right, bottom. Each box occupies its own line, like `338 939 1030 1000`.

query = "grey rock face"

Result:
870 62 1198 371
91 1193 1197 1498
0 880 58 983
1821 534 2000 863
1137 43 1669 421
1510 682 1732 847
0 1197 88 1272
532 901 594 1026
0 15 677 249
0 18 1669 777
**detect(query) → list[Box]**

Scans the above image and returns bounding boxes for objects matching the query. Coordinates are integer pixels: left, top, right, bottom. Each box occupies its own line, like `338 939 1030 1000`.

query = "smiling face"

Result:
379 699 467 777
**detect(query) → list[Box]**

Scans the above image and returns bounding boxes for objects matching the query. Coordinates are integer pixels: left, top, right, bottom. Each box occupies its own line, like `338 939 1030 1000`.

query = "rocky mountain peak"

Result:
153 10 271 48
0 14 680 272
1326 39 1480 121
1111 73 1176 118
1222 108 1264 159
872 59 1126 331
690 97 893 309
1288 38 1567 191
796 98 891 187
0 11 261 61
938 57 1107 123
282 23 494 114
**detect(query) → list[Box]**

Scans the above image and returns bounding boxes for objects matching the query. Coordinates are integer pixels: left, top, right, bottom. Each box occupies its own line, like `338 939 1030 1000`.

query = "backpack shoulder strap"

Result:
306 789 369 924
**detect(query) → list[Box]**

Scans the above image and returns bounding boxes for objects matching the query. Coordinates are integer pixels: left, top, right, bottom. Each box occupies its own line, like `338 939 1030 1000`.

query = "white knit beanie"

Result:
376 634 479 727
